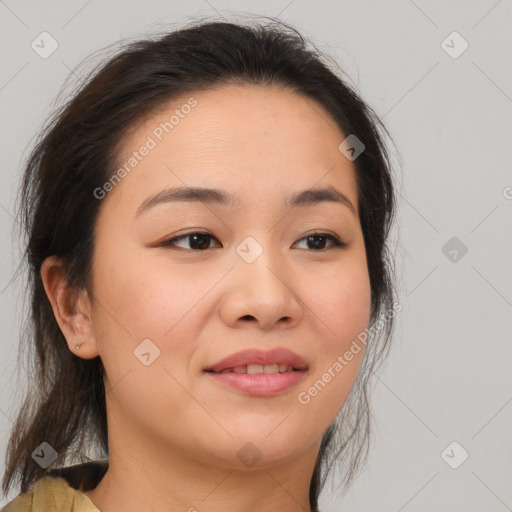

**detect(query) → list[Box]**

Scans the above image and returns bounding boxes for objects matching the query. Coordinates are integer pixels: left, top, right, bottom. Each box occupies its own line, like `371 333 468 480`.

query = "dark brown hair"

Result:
2 17 398 510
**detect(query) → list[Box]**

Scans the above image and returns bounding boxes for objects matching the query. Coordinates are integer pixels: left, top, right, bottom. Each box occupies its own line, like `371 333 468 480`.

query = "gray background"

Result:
1 1 511 510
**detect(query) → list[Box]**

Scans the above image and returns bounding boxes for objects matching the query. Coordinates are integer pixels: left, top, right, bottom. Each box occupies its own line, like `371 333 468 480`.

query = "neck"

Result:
84 417 319 511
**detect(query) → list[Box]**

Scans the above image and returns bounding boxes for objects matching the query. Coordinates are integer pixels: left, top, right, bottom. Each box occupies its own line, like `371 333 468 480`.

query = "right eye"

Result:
159 232 222 251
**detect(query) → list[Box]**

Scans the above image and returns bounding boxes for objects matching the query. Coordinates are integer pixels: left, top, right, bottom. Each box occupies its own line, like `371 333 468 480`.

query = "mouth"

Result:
206 364 303 375
203 347 309 396
203 347 309 374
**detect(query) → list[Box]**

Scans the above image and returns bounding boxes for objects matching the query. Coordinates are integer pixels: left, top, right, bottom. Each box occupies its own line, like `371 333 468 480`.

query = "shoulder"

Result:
2 476 96 512
2 461 107 512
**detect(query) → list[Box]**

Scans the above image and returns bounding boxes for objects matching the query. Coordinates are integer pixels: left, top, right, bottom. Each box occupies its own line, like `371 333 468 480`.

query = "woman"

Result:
1 17 398 512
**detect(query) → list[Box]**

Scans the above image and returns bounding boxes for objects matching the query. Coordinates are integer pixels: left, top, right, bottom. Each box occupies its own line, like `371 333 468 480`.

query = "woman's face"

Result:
88 84 371 469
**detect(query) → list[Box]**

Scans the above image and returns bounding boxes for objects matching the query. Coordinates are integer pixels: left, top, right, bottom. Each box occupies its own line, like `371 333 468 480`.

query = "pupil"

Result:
308 235 326 249
191 234 210 250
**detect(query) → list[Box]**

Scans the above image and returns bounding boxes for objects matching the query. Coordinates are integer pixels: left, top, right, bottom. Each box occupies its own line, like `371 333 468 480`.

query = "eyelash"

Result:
159 231 347 251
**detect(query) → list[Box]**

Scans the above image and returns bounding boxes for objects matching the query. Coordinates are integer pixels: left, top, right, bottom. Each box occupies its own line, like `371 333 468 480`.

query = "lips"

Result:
211 363 296 374
204 348 308 373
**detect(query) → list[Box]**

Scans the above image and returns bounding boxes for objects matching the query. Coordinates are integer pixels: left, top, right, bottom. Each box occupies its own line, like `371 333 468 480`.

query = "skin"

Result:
41 84 371 512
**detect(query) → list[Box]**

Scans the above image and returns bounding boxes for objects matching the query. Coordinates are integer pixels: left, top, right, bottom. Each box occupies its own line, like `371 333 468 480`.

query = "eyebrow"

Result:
135 184 356 218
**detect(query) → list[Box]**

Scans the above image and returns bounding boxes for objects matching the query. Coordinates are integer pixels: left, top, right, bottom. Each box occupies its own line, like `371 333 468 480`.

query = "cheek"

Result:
92 240 208 340
297 256 371 415
90 246 204 414
307 255 372 347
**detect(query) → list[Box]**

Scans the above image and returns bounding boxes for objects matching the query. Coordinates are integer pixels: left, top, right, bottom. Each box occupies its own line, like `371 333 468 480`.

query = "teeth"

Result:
247 364 264 374
263 364 279 374
216 364 295 374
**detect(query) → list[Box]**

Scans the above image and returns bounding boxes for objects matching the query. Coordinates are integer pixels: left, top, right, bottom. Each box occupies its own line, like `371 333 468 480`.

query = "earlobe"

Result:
40 256 100 359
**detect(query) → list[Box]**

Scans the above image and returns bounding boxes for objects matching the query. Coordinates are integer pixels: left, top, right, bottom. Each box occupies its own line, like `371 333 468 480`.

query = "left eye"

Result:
160 232 346 251
294 233 347 250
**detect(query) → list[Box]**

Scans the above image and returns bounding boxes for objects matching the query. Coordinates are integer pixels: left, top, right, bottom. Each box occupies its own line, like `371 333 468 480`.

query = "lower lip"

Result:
204 370 307 396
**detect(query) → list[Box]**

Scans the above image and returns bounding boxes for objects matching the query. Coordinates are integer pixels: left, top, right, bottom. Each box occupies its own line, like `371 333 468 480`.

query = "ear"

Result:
40 255 99 360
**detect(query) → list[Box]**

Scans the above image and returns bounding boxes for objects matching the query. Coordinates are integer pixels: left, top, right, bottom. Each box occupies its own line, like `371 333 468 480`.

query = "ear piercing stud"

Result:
75 343 83 350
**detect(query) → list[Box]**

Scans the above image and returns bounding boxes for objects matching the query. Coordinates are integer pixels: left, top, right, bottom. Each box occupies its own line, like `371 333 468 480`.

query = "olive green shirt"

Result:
1 461 108 512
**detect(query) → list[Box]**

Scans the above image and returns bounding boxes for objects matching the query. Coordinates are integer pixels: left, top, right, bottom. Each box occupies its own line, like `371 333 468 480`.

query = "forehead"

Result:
108 84 359 214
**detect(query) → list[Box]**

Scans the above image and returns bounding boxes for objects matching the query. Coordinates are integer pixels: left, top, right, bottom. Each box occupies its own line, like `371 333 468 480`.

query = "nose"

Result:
219 243 303 331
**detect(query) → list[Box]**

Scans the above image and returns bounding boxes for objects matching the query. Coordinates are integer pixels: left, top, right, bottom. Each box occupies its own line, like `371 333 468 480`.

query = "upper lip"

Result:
204 348 308 372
